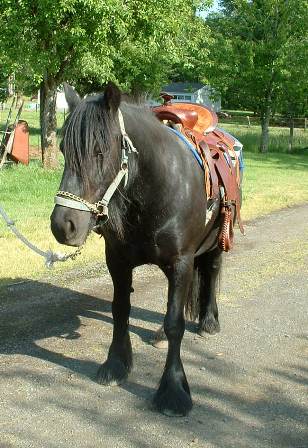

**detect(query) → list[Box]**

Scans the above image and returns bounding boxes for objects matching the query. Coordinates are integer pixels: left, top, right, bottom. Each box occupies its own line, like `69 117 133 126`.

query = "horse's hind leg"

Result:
154 255 194 416
197 248 222 336
97 247 133 386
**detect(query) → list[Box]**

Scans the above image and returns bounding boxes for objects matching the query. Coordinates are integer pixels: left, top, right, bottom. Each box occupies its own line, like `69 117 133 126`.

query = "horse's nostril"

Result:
51 206 91 246
65 219 76 237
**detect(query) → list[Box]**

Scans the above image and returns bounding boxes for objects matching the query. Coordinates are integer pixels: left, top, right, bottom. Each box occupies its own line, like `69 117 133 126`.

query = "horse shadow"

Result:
0 276 197 382
0 278 151 377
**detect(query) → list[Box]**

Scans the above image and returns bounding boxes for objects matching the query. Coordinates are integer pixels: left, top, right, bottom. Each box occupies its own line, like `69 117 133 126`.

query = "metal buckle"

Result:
96 202 109 217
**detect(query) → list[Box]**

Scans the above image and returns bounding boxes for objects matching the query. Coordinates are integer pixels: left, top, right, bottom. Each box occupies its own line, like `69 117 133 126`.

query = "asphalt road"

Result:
0 205 307 448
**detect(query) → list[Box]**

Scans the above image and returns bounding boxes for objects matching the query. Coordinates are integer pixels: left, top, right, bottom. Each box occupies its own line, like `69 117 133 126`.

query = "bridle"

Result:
54 109 138 220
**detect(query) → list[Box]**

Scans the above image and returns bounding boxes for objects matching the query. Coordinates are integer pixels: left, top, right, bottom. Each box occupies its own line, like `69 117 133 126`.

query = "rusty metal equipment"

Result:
0 98 29 169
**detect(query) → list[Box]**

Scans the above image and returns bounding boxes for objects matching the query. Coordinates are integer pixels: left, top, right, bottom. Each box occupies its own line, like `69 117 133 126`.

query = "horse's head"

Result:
50 82 122 246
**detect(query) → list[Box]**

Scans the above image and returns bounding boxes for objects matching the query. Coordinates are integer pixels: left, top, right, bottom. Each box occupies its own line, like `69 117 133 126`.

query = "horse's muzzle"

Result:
50 205 91 247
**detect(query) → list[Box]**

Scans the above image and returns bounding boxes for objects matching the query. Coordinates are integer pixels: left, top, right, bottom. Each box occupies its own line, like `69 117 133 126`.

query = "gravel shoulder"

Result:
0 205 307 448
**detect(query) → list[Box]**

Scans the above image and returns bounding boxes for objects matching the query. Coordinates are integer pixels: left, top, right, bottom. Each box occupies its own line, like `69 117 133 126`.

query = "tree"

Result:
0 1 124 167
169 16 213 85
0 0 210 167
276 38 308 151
205 0 308 152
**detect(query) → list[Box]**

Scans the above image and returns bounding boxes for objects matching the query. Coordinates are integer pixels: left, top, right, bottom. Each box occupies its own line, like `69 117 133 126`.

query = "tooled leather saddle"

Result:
153 94 244 252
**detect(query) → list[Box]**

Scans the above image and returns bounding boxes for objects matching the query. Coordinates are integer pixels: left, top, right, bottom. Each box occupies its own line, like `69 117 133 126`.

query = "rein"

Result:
54 109 138 220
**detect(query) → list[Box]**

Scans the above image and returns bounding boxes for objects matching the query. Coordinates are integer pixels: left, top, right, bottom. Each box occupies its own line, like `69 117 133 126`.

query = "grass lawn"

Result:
222 123 308 153
1 109 308 286
0 161 105 287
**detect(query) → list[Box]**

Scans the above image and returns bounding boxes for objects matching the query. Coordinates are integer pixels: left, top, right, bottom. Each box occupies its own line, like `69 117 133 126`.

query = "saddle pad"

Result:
167 127 204 168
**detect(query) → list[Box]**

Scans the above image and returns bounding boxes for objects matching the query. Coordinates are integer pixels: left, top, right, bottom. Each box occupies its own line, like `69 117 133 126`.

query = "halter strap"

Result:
54 108 138 219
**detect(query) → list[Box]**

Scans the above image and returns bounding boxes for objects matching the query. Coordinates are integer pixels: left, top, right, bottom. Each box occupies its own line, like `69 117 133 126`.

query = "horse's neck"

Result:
122 105 170 181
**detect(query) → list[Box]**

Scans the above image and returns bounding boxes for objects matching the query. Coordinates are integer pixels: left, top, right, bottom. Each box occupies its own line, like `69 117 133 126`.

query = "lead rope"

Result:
0 205 83 268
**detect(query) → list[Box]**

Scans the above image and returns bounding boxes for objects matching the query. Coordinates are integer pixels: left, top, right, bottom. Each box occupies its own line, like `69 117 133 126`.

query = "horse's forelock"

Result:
62 96 115 185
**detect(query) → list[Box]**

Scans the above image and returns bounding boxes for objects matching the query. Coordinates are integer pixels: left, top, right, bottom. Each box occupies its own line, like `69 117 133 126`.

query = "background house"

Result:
45 83 221 111
34 90 69 111
56 91 68 111
161 82 221 111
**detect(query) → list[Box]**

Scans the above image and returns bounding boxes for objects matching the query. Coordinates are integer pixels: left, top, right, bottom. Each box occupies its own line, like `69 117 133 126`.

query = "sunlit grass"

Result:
222 123 308 153
241 152 308 220
0 105 66 149
0 162 105 285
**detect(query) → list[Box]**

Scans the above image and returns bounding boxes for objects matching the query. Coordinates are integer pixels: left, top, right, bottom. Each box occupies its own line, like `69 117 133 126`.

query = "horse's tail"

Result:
185 255 221 322
185 262 202 321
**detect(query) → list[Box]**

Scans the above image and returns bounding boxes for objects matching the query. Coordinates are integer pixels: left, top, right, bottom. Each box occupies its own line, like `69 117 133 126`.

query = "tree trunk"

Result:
259 106 271 153
8 74 15 96
15 91 23 109
40 78 59 169
288 117 294 152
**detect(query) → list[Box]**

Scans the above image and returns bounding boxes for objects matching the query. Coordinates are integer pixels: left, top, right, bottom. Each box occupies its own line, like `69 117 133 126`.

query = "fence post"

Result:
246 116 251 127
304 118 307 131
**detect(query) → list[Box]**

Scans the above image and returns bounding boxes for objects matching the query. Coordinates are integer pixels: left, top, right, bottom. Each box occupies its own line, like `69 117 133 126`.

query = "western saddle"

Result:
153 94 244 252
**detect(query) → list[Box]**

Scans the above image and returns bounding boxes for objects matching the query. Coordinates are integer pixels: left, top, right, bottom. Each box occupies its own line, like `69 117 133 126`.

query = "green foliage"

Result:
201 0 308 152
0 0 212 166
206 0 308 116
0 0 123 86
277 37 308 118
0 55 11 101
0 0 211 95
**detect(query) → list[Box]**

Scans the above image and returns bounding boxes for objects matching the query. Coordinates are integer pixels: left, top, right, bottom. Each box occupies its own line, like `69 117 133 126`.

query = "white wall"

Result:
165 87 221 111
56 92 68 111
195 87 221 112
37 90 69 111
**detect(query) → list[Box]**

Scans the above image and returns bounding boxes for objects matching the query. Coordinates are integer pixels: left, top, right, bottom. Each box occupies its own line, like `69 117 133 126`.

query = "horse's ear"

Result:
104 81 121 112
63 83 81 112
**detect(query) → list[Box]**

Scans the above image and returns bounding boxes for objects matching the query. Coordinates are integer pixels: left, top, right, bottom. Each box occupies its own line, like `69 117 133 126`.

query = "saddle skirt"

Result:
152 101 245 251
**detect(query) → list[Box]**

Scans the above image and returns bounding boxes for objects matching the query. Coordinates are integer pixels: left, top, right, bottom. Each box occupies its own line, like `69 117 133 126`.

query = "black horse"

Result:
51 82 223 417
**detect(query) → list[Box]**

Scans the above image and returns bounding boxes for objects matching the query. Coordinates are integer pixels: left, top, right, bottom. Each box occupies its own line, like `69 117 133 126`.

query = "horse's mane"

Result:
61 96 154 239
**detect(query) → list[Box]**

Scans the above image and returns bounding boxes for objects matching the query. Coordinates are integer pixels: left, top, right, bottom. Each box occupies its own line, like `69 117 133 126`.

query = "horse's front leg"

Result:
97 249 133 386
154 255 194 416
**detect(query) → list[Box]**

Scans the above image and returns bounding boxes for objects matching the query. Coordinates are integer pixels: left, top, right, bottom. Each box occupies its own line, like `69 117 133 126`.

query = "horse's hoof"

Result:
151 326 168 349
153 386 192 417
198 314 220 336
96 359 129 386
151 339 168 349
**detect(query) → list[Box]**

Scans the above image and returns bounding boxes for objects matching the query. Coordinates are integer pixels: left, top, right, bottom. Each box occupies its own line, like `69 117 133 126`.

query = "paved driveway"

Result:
0 205 307 448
